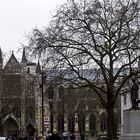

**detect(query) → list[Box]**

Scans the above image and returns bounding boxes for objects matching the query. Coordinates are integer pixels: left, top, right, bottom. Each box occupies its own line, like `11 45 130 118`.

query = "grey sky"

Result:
0 0 66 60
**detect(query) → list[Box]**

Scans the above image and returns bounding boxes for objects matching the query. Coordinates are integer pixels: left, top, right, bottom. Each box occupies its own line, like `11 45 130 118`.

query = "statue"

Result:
131 79 139 109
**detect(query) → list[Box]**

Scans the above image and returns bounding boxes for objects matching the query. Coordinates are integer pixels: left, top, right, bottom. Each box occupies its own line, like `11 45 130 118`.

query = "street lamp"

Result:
40 69 46 136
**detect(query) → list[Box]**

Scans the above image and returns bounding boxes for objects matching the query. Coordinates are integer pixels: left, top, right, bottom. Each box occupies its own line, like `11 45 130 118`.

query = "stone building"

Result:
44 70 121 137
0 49 43 137
0 48 121 138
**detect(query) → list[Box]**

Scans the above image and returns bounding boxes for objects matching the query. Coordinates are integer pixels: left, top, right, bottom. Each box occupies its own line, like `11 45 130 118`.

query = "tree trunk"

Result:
107 107 118 140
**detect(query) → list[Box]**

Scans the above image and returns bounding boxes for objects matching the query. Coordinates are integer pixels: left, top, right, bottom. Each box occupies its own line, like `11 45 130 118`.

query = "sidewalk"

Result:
88 136 96 140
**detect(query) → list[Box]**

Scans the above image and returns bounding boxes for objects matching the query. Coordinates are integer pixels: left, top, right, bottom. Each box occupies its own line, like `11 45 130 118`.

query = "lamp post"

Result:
40 69 45 136
62 91 64 132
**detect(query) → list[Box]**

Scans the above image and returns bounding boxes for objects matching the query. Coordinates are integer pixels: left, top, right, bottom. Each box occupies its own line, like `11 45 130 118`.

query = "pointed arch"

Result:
89 113 96 131
2 114 20 128
78 113 85 133
68 115 75 132
2 116 20 138
100 112 107 132
57 114 64 132
89 113 96 136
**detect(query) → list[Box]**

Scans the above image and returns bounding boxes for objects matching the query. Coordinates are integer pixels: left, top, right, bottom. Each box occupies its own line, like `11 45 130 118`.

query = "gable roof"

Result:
4 53 22 73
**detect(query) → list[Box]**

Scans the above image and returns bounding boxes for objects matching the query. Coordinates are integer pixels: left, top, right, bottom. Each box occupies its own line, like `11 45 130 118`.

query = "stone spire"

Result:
0 48 3 70
21 47 27 64
36 60 41 74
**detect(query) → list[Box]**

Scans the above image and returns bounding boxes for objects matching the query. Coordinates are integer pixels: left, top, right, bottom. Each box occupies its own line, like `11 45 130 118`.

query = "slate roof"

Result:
43 67 133 82
43 68 101 81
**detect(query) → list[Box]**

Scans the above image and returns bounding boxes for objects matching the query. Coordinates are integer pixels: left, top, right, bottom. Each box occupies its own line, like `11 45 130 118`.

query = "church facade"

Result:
0 49 43 137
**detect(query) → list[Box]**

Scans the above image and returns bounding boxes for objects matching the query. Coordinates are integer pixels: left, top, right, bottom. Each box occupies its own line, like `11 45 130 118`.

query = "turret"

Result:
36 60 41 74
0 48 3 70
21 47 27 66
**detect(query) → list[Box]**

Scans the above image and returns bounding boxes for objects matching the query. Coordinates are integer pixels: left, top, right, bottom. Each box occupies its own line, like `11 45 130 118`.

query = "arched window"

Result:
89 113 96 136
89 113 96 131
57 114 64 132
100 112 107 132
78 114 85 132
68 116 75 132
27 67 30 73
3 117 19 137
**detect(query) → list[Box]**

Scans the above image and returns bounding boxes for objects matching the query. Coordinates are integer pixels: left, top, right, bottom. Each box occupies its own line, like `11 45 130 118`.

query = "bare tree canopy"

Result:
27 0 140 139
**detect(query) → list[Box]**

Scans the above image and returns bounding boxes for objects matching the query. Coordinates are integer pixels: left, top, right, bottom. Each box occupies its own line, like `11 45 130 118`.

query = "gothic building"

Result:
0 49 42 137
44 71 121 137
0 48 121 138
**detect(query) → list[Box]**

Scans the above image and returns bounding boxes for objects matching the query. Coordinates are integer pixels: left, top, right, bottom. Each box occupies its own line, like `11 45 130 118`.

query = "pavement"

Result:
88 136 96 140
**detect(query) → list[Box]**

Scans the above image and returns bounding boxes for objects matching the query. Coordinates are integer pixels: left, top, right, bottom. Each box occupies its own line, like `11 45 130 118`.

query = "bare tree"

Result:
27 0 140 139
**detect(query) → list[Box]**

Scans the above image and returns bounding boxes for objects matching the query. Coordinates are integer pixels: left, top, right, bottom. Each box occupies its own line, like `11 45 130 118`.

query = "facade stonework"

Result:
45 81 121 137
0 49 121 138
0 50 42 137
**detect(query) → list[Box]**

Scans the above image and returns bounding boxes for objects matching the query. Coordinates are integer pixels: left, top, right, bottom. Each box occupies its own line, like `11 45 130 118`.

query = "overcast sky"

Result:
0 0 67 60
